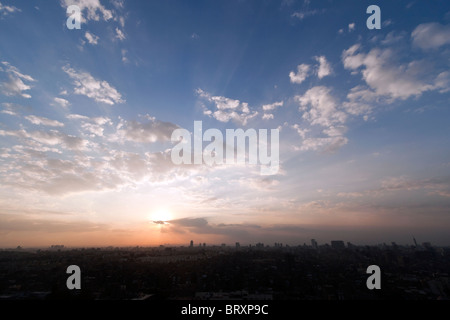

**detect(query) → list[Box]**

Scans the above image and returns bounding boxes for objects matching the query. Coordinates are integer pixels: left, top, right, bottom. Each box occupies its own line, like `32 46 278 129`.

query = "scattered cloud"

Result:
0 1 20 16
25 115 65 127
121 49 129 63
0 61 35 98
113 117 179 143
292 10 319 21
289 64 310 84
342 44 450 101
296 86 346 127
262 101 283 120
67 114 112 137
197 89 258 126
53 97 70 108
314 56 332 79
348 22 355 32
295 86 348 152
63 65 124 105
115 27 126 41
61 0 113 23
85 31 99 45
412 22 450 50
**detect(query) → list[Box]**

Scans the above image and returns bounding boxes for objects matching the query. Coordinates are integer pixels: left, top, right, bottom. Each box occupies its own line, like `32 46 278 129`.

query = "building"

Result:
331 241 345 249
311 239 318 249
190 240 193 248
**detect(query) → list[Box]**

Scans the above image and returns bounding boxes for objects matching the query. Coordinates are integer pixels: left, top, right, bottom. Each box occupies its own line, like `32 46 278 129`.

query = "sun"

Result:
150 208 173 224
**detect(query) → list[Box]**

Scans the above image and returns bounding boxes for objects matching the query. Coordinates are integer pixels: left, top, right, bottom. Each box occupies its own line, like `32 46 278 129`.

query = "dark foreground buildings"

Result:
0 242 449 300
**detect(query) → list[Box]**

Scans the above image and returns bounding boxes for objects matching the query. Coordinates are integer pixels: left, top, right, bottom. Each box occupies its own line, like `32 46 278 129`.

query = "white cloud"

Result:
121 49 129 63
115 27 126 41
292 10 319 21
67 114 112 137
412 22 450 50
291 124 309 139
348 23 355 32
197 89 258 126
342 44 448 101
262 113 274 120
262 101 283 111
0 62 35 98
0 129 89 151
63 66 124 105
85 31 99 45
300 135 348 152
25 115 65 127
342 85 375 117
289 64 310 84
296 86 347 127
113 118 179 143
295 86 348 152
314 56 332 79
0 1 20 15
261 101 283 121
53 97 70 108
61 0 113 22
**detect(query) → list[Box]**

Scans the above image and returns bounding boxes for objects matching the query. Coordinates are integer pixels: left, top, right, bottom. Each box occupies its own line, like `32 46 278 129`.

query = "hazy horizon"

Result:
1 0 450 248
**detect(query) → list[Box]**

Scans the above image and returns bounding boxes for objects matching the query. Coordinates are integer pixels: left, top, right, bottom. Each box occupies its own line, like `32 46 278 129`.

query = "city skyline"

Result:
1 0 450 248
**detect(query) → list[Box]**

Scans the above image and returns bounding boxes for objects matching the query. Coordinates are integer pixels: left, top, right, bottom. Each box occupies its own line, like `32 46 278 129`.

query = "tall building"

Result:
235 242 240 249
311 239 318 249
190 240 193 248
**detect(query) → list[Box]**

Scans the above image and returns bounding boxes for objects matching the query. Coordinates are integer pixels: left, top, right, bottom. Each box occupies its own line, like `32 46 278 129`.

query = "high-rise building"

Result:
311 239 318 249
190 240 193 248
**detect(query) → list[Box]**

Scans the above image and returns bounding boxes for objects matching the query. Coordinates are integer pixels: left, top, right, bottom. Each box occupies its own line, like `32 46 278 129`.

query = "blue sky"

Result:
0 0 450 247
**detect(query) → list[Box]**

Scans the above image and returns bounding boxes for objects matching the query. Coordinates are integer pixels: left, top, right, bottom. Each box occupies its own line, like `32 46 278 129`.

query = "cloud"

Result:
67 114 112 137
85 31 99 45
0 213 109 233
53 97 71 108
314 56 332 79
114 117 179 143
262 101 283 120
0 1 20 16
0 61 35 98
294 86 348 152
115 27 126 41
0 128 90 151
25 115 65 127
63 65 124 105
121 49 129 63
348 23 355 32
412 22 450 50
296 86 346 127
289 64 310 84
262 101 283 112
292 10 319 21
342 85 375 117
380 176 450 197
197 89 258 126
1 103 30 116
61 0 113 22
342 44 449 101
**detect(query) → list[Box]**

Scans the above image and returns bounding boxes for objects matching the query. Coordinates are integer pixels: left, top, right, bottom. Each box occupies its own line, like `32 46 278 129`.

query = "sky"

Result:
0 0 450 248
